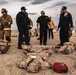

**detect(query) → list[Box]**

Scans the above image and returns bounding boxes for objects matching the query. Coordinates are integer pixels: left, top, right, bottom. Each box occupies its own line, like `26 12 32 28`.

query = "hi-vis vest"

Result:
0 14 13 30
49 20 54 29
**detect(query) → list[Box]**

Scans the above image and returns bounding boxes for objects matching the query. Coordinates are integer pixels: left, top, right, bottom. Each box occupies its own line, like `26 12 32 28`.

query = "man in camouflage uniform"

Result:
0 8 13 45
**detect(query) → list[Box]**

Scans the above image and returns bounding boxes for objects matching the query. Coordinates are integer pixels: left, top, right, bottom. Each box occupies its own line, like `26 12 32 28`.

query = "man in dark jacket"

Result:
58 6 73 46
16 6 30 49
37 11 50 45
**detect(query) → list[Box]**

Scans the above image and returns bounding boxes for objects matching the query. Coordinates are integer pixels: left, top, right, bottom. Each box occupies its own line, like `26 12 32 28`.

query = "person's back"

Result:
0 8 12 45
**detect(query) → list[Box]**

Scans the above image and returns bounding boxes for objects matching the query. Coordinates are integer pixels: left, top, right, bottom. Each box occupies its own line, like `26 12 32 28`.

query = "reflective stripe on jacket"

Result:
0 14 13 25
4 28 11 30
0 14 12 30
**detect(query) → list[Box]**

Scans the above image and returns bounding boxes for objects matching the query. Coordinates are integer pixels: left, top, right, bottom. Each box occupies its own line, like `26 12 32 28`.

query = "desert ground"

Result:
0 30 76 75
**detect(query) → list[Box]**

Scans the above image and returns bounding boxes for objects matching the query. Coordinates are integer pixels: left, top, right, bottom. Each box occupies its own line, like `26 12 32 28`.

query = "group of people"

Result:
37 6 73 46
0 6 73 49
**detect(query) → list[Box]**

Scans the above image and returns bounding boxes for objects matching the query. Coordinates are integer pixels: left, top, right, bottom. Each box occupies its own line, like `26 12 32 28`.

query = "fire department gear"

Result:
1 8 8 13
1 21 11 30
0 23 4 30
0 30 3 39
0 14 13 43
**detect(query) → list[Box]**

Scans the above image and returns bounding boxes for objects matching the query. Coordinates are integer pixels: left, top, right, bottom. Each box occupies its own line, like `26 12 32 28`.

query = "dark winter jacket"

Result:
16 12 30 29
58 12 73 29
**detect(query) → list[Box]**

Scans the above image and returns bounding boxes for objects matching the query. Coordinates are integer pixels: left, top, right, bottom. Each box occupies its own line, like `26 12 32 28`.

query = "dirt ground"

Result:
0 30 76 75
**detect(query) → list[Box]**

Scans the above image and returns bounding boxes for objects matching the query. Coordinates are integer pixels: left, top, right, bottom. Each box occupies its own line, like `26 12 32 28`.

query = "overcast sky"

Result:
0 0 76 30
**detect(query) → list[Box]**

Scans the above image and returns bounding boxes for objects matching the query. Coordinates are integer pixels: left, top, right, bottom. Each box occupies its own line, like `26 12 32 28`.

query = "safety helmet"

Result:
1 8 8 13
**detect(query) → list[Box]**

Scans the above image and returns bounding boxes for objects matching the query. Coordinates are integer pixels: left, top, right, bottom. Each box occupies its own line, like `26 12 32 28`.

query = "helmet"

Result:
1 8 8 13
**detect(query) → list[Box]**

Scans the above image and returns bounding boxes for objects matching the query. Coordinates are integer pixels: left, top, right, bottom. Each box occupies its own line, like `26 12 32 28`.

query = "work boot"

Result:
18 47 22 49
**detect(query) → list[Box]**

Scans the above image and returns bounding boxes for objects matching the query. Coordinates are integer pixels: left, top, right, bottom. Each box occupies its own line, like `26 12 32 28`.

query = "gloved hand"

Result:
8 21 11 25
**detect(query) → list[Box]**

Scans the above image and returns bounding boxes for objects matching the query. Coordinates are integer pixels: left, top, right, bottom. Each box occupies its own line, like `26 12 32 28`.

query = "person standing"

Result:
0 8 13 45
16 6 30 49
37 11 50 45
58 6 73 46
48 17 55 39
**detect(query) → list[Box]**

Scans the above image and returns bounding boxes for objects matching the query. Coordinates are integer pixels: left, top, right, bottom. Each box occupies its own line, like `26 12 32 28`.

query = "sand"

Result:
0 30 76 75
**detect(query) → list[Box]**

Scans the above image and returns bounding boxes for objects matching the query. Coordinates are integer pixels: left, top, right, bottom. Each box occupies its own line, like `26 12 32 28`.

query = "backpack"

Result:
53 62 68 73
